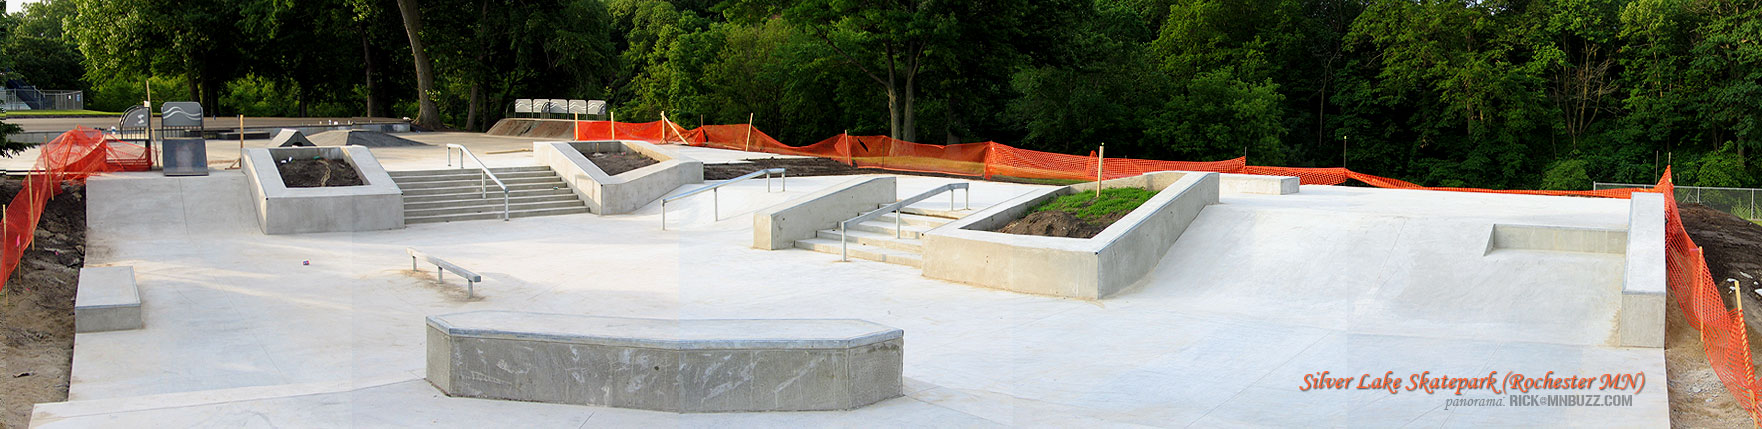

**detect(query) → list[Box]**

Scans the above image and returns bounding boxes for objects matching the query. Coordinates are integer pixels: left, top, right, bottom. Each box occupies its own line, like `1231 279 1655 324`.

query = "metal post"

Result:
781 170 787 191
437 267 443 282
713 188 719 221
412 256 417 271
840 222 849 261
467 281 475 299
661 201 667 230
965 188 971 210
766 171 772 192
896 208 902 238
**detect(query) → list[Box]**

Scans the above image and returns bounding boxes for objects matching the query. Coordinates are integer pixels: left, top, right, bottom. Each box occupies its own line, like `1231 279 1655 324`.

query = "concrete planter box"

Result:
242 146 403 234
922 171 1220 299
534 140 703 215
426 311 903 412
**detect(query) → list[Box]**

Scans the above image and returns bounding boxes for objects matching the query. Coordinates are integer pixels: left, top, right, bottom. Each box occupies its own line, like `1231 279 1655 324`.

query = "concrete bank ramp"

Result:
1129 188 1629 347
485 118 577 139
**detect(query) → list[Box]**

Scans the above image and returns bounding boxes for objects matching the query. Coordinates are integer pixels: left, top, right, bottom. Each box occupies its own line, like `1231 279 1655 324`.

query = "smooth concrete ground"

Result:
33 134 1665 427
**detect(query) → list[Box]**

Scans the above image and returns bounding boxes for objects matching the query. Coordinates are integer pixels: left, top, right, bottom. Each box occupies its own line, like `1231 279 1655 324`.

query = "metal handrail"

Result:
408 248 483 298
660 168 785 230
444 144 510 221
840 183 970 261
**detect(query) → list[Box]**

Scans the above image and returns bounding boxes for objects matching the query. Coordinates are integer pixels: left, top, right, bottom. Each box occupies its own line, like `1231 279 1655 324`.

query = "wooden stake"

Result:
609 110 616 141
743 113 755 152
1094 143 1105 200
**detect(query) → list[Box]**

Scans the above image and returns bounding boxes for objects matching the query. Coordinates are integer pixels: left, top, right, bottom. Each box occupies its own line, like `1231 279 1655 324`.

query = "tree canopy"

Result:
0 0 1756 189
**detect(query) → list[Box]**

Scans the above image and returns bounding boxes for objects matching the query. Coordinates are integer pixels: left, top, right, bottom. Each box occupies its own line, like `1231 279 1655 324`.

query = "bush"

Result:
1540 158 1591 190
1693 144 1748 188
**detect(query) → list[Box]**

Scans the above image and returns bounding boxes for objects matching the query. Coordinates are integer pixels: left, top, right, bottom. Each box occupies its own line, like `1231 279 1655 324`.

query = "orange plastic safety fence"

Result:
1 127 136 292
1656 169 1762 422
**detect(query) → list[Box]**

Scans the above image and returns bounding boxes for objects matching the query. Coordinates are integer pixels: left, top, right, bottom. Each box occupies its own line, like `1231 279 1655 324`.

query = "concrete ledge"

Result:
922 171 1220 299
425 311 903 412
1219 173 1299 195
242 146 403 234
752 176 896 250
1621 193 1666 348
535 141 703 215
1485 224 1627 255
74 266 141 333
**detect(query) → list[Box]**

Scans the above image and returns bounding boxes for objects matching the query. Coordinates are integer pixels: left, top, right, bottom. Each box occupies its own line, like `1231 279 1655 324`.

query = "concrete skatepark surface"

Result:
29 133 1666 427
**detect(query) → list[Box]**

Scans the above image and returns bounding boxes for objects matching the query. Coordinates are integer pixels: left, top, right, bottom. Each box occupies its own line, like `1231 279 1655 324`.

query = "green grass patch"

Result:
0 109 125 118
1032 187 1157 221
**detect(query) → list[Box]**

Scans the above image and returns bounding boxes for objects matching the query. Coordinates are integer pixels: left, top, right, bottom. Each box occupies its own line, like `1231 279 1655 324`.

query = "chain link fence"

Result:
1 89 85 111
1596 182 1760 221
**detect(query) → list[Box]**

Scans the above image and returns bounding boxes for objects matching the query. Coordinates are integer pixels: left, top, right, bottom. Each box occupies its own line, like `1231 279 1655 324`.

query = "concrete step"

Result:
815 228 924 252
873 212 952 229
901 206 973 220
395 176 561 190
401 182 566 196
404 194 580 211
793 238 923 268
389 170 558 183
406 206 590 224
405 200 587 218
401 188 574 203
847 219 935 239
389 165 553 176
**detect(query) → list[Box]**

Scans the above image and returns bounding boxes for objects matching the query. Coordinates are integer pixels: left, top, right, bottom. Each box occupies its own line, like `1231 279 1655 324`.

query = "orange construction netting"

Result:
584 120 1760 420
1 127 147 292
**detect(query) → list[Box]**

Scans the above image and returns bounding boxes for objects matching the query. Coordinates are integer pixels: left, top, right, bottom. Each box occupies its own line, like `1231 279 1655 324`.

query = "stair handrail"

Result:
839 183 971 261
444 144 510 221
660 168 785 230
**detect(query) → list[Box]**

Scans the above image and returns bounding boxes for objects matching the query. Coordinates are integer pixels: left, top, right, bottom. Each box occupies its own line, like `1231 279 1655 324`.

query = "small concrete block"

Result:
1619 293 1665 348
74 266 142 333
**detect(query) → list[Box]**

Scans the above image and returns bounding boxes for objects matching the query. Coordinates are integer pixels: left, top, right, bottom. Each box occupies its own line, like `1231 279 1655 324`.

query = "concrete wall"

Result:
752 176 896 250
425 311 903 412
1485 224 1627 255
534 140 703 215
923 171 1220 299
74 266 141 333
1621 193 1666 348
242 146 403 234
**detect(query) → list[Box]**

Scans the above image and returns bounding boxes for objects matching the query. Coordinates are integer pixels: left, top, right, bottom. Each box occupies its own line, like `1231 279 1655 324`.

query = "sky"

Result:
6 0 43 15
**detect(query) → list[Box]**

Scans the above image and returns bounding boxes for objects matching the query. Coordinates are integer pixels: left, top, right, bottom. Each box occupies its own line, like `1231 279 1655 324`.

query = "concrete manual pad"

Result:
38 144 1665 427
73 266 141 333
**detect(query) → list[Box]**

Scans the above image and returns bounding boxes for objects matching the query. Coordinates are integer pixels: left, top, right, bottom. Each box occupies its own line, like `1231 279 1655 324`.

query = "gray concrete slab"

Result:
73 266 141 333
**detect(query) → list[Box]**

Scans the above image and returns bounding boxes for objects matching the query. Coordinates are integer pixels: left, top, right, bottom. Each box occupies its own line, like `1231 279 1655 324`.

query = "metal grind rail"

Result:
408 248 484 298
839 183 970 261
661 168 785 230
444 144 510 221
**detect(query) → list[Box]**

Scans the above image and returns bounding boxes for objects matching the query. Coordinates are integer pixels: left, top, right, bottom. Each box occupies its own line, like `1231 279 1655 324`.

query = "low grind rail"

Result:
839 183 970 261
660 168 785 230
444 144 510 221
408 248 484 298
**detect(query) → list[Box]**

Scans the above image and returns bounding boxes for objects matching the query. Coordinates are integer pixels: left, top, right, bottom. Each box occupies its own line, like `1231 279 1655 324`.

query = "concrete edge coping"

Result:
426 311 903 351
1484 223 1628 255
1624 193 1667 295
244 145 402 198
752 175 894 218
535 140 702 185
931 171 1216 253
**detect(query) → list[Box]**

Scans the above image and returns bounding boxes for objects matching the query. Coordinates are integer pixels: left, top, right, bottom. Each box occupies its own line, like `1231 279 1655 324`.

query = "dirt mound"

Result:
0 181 86 429
307 130 428 147
587 151 658 176
997 211 1108 238
277 159 364 187
484 118 576 139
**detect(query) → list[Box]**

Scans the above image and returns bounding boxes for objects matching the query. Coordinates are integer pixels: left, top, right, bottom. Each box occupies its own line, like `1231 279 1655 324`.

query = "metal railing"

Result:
839 183 970 261
660 168 786 230
445 144 510 221
1595 182 1761 221
408 248 484 298
0 89 83 111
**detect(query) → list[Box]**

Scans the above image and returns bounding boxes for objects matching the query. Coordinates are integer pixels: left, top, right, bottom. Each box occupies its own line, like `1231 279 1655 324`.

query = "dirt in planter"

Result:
995 188 1155 239
277 158 364 187
0 180 86 429
586 151 658 176
1667 203 1762 427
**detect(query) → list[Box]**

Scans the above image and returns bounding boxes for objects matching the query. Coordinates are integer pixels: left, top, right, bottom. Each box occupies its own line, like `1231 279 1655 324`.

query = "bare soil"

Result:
0 181 85 429
277 158 364 187
1668 203 1762 427
995 210 1122 239
586 151 658 176
702 157 983 181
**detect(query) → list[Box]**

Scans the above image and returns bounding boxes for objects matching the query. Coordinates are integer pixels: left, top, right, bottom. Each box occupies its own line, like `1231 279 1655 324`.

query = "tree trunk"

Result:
901 75 916 143
361 21 378 117
395 0 441 128
466 83 482 131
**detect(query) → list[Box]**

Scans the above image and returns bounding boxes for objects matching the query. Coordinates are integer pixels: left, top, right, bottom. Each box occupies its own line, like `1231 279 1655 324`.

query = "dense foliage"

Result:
0 0 1756 189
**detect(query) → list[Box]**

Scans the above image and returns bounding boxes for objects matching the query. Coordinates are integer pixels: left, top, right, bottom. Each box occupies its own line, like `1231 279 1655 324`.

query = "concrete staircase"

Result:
390 166 588 224
793 207 963 268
